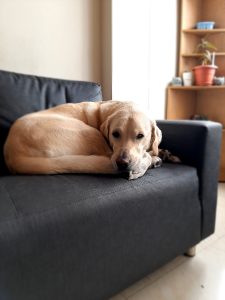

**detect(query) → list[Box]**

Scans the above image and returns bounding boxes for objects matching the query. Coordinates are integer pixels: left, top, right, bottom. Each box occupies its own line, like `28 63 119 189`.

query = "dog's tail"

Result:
6 155 116 175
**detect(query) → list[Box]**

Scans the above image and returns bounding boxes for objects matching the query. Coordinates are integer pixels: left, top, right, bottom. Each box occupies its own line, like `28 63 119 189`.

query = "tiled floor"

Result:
110 183 225 300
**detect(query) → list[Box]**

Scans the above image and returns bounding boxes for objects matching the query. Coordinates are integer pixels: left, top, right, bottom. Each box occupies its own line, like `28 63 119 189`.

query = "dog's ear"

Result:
100 117 111 140
149 120 162 156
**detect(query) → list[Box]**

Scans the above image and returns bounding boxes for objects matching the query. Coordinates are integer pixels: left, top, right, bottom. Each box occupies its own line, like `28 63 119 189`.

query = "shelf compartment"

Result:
167 87 225 125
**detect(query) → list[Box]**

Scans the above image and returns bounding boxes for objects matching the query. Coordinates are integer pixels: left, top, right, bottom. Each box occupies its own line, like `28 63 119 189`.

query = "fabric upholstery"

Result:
157 120 222 238
0 163 201 300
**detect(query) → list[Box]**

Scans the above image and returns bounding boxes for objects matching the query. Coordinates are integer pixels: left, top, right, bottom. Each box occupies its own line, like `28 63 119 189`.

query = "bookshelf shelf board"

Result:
182 52 225 58
183 29 225 35
168 85 225 91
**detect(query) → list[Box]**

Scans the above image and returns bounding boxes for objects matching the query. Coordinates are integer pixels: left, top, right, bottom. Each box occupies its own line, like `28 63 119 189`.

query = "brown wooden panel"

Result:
169 86 225 91
203 0 225 28
166 88 196 119
219 130 225 181
213 56 225 76
196 90 225 126
181 0 202 29
219 169 225 181
183 29 225 35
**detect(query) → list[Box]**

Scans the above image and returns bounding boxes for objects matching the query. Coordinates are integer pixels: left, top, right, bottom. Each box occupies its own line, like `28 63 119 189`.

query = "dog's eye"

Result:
136 133 144 139
112 131 120 138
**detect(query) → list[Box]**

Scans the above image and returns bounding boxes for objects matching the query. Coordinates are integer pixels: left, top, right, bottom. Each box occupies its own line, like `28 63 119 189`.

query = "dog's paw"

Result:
128 170 146 180
128 153 152 180
151 156 162 168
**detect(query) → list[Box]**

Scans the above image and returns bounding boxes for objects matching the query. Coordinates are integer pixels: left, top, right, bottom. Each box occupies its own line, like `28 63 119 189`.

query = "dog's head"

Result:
100 101 162 172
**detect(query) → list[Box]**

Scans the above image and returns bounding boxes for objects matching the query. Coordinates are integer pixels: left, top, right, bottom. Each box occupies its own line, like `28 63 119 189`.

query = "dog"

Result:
4 100 168 180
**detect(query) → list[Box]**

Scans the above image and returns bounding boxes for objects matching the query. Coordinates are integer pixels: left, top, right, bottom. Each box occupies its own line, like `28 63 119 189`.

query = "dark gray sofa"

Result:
0 70 222 300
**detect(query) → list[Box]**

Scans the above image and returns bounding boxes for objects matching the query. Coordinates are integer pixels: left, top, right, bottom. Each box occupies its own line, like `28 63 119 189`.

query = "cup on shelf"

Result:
171 77 182 86
182 71 193 86
213 76 225 85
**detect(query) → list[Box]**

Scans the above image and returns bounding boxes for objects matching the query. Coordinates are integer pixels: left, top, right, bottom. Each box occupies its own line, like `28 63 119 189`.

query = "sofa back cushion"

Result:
0 70 102 174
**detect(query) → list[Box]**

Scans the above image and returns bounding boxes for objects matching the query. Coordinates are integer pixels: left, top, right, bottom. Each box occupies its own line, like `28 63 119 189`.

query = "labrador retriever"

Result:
4 100 162 180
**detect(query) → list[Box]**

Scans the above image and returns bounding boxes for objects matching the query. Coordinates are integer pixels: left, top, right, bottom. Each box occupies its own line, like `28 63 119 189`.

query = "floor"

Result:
110 183 225 300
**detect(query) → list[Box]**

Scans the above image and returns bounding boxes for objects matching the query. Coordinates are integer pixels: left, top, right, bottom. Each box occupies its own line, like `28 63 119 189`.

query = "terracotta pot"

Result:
193 65 218 86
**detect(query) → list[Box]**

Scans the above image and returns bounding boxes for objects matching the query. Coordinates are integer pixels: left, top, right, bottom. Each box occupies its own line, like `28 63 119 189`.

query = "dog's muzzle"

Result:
115 151 131 172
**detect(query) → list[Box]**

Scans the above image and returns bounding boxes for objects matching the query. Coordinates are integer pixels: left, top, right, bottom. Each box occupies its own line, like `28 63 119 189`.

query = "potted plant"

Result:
193 38 218 86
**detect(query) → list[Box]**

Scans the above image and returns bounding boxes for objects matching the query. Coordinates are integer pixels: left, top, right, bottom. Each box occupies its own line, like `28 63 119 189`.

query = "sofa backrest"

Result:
0 70 102 174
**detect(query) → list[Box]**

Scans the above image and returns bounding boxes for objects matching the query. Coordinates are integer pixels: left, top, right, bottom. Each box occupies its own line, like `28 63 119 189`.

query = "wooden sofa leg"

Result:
185 246 196 257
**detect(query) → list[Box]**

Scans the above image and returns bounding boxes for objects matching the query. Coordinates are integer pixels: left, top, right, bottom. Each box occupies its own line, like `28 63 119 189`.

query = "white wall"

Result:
112 0 177 119
0 0 102 83
0 0 177 107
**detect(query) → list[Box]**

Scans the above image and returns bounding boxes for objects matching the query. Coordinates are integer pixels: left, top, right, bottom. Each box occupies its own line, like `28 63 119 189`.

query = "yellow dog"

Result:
4 100 162 180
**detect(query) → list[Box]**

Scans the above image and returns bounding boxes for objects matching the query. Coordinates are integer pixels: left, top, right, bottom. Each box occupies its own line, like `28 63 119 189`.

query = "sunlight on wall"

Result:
112 0 151 106
112 0 177 119
218 269 225 300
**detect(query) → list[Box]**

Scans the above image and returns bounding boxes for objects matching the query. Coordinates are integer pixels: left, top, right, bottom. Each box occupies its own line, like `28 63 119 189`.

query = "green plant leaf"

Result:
195 38 217 64
196 38 217 53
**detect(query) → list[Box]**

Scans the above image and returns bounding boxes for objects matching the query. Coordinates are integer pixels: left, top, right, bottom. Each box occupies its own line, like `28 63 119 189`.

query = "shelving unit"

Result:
167 0 225 181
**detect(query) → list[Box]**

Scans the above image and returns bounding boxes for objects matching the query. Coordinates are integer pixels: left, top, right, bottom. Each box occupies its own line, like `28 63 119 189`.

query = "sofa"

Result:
0 70 222 300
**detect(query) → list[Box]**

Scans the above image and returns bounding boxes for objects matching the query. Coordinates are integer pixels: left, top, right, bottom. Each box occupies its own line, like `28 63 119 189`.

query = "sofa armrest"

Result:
157 120 222 239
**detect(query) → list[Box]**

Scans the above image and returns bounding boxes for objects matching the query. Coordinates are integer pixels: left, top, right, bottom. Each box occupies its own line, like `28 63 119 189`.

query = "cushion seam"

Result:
1 183 19 217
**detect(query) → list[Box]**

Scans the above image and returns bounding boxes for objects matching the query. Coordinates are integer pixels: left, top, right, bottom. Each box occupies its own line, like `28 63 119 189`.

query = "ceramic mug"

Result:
182 71 193 86
213 76 225 85
171 77 182 86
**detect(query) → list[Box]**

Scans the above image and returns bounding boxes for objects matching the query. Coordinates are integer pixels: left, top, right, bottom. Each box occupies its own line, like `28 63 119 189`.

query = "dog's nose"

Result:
116 158 130 171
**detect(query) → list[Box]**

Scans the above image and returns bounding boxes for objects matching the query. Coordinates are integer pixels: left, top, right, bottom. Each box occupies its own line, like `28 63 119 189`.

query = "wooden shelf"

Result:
169 85 225 90
183 28 225 35
167 0 225 181
182 52 225 58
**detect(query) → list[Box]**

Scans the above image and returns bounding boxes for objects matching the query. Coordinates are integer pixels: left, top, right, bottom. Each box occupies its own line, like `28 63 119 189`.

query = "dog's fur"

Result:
4 100 163 180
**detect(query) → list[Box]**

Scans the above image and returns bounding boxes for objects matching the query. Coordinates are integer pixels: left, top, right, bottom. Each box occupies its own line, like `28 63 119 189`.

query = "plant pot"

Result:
193 65 218 86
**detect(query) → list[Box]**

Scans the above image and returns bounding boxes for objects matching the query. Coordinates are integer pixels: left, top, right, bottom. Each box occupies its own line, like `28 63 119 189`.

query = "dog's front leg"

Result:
128 152 152 180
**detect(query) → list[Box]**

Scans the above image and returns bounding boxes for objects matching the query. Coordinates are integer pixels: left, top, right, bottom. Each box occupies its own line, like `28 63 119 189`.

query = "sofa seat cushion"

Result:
0 163 199 219
0 163 201 300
